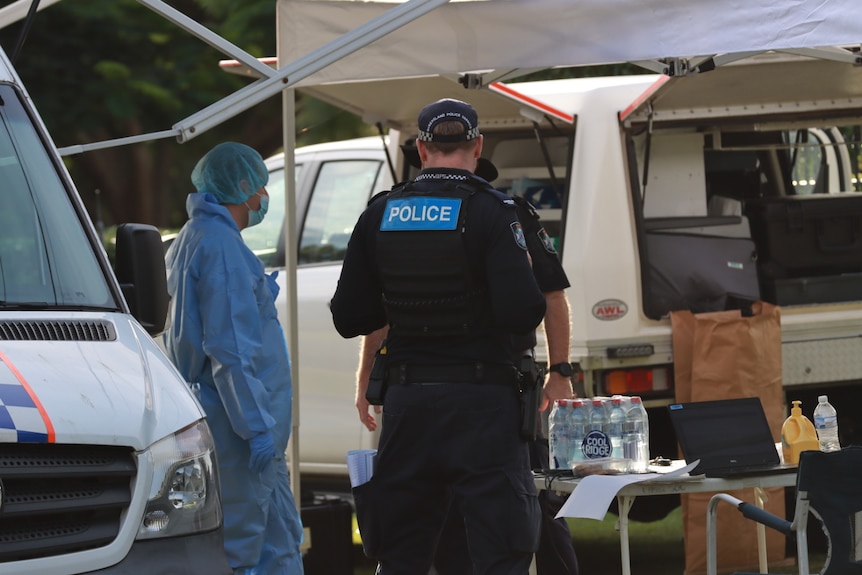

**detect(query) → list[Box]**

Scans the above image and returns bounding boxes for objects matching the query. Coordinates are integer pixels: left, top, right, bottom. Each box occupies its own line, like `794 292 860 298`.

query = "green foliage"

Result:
0 0 250 134
512 63 652 83
296 97 375 147
0 0 295 229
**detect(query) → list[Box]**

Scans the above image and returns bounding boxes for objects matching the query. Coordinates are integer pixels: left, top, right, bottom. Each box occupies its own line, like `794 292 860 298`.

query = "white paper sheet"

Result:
346 449 378 487
555 460 700 520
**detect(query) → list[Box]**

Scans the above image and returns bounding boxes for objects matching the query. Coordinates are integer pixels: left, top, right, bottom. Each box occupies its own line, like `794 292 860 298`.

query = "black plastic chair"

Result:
706 446 862 575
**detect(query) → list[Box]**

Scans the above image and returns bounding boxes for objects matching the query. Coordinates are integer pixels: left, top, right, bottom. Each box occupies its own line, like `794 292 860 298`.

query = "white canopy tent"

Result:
277 0 862 88
2 0 859 503
271 0 860 501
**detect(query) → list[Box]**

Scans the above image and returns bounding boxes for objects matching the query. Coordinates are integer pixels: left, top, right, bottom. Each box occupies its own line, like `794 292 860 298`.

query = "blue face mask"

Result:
246 191 269 227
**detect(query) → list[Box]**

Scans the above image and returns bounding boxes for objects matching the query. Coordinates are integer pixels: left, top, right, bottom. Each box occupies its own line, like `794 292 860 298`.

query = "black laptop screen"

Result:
668 397 780 474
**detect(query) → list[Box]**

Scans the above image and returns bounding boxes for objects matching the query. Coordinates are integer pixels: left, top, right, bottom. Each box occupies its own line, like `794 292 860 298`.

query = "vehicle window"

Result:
0 85 114 309
299 160 382 264
241 163 294 267
789 129 825 196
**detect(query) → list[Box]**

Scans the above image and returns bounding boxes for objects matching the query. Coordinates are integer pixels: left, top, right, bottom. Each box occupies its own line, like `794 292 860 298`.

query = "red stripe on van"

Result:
488 82 574 124
619 75 671 122
0 348 55 443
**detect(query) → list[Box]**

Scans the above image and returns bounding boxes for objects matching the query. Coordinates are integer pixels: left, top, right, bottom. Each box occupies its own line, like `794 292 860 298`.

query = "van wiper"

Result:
0 301 49 310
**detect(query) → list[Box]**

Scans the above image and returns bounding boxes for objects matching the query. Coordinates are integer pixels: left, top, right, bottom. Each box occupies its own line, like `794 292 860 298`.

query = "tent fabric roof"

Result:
295 75 578 131
278 0 861 87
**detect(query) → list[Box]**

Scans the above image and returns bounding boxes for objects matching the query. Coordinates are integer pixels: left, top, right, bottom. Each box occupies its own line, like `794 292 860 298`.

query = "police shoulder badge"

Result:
537 227 557 253
510 222 527 250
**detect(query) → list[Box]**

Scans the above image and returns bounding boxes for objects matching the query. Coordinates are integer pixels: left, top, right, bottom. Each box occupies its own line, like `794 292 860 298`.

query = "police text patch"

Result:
380 197 461 231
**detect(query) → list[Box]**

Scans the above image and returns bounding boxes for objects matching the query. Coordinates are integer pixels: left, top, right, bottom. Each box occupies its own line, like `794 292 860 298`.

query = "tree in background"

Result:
0 0 370 230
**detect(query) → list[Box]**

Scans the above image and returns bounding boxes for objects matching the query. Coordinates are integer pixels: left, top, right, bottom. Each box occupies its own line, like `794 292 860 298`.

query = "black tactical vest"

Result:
375 177 490 337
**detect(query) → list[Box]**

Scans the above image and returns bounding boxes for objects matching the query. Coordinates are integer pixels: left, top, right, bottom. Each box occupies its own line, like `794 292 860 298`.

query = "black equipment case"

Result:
745 195 862 276
301 494 354 575
744 194 862 305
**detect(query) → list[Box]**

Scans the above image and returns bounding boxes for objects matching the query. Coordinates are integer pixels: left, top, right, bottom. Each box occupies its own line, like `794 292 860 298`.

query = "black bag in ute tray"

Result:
745 195 862 277
768 273 862 306
645 231 760 318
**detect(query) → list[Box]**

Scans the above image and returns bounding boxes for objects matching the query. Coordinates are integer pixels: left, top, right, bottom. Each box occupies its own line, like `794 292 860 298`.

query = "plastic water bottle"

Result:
583 398 612 459
623 396 649 472
632 396 649 458
569 399 588 463
813 395 840 452
548 399 572 469
588 398 607 432
607 397 626 459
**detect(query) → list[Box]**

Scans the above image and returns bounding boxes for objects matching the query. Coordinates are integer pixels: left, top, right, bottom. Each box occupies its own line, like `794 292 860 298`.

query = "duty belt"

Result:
388 363 521 386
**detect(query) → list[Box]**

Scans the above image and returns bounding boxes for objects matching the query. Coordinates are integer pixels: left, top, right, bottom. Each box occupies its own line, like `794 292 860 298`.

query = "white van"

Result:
0 44 228 574
256 54 862 507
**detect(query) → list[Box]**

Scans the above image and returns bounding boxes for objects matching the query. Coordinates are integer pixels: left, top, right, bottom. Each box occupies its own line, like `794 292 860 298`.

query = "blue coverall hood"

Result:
191 142 269 205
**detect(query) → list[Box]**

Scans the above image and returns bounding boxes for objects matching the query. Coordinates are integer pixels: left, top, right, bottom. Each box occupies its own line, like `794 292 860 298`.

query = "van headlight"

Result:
137 420 222 539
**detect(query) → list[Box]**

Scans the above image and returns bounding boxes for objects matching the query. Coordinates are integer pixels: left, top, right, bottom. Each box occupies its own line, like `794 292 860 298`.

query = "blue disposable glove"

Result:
248 432 277 473
265 271 280 302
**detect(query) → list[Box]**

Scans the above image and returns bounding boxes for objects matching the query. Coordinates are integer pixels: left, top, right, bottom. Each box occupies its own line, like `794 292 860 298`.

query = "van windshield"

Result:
0 84 115 309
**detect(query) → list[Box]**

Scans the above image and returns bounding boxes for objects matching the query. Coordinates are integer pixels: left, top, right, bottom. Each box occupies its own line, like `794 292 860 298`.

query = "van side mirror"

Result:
114 223 169 337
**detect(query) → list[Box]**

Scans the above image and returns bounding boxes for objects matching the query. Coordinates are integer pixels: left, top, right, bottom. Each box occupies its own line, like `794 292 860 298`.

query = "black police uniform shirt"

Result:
331 167 546 368
511 195 570 352
513 196 569 294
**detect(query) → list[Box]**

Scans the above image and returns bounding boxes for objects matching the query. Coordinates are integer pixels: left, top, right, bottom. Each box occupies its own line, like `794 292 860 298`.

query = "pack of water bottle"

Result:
549 395 650 474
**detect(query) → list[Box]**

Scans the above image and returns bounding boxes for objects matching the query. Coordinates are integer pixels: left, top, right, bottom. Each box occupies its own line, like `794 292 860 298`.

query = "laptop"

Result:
668 397 798 478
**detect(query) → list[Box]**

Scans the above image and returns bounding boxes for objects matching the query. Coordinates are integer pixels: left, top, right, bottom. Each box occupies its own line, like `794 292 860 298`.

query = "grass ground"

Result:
351 507 826 574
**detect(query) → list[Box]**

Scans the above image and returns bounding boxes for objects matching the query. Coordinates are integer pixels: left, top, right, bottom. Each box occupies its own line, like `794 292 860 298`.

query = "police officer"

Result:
331 98 546 575
429 164 581 574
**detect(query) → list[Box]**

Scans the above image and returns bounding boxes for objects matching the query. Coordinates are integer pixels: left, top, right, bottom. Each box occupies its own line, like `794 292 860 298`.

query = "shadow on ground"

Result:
350 504 826 575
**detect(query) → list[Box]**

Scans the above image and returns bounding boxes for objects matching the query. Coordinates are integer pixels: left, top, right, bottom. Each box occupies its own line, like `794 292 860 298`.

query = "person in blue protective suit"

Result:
163 142 304 575
331 99 547 575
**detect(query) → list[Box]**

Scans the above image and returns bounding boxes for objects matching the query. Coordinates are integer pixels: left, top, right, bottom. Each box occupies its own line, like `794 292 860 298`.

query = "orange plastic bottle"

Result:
781 400 820 464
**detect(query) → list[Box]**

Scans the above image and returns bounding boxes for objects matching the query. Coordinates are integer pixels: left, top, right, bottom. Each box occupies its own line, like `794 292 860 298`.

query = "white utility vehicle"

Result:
252 55 862 515
0 43 228 574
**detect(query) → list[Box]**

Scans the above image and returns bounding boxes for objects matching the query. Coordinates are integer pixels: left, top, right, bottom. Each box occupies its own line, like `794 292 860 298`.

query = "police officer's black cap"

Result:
416 98 480 143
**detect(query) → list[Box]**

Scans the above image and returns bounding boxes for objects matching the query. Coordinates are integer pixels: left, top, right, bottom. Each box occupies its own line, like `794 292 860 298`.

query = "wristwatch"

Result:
548 362 574 378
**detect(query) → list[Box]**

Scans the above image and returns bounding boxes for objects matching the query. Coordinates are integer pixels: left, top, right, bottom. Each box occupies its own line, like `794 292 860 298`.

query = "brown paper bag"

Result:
670 309 741 405
671 302 787 575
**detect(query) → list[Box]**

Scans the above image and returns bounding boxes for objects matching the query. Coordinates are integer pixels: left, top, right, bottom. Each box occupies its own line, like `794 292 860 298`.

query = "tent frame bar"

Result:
632 46 860 77
57 0 451 156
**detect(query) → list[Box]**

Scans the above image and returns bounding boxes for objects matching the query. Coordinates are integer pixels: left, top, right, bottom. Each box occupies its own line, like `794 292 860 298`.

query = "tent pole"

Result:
282 87 301 508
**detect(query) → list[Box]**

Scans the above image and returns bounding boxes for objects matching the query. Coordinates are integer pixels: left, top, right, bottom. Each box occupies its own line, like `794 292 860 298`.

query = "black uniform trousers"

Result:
434 429 580 575
353 378 540 575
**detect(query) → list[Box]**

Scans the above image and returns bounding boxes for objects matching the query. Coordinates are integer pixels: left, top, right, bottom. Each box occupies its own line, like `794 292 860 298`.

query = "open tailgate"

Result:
621 54 862 125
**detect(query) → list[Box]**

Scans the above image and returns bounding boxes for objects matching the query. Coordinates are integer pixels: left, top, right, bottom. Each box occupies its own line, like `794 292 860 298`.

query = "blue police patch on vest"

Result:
380 197 462 231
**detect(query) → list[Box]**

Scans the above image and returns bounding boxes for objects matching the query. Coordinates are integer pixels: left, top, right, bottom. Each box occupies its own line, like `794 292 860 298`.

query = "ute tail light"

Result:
603 367 671 396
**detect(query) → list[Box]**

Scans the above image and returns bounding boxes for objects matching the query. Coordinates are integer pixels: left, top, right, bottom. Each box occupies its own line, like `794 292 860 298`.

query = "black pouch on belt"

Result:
365 343 389 406
518 354 543 441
